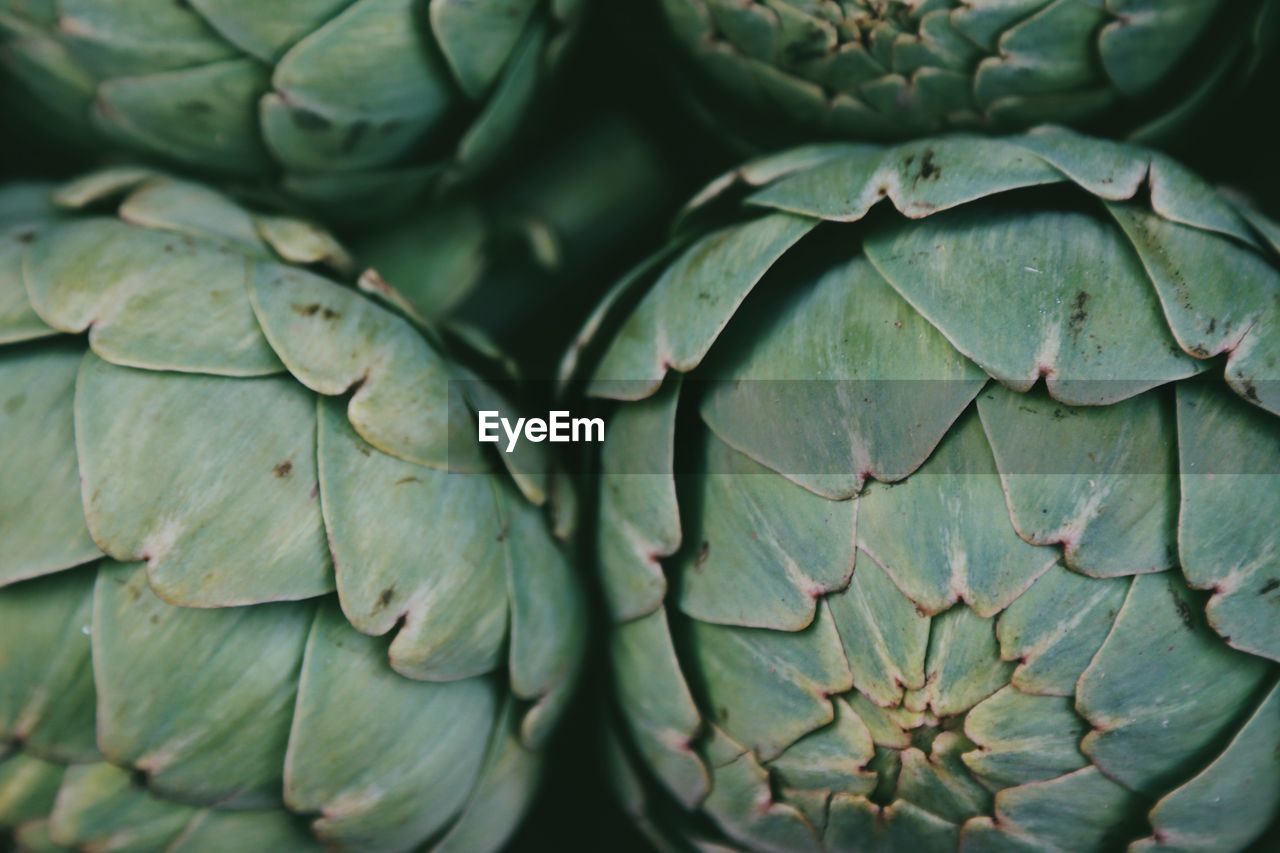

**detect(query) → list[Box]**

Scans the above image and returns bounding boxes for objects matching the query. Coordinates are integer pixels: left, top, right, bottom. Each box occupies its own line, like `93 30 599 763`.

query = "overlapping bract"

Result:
0 172 584 851
573 128 1280 850
659 0 1273 145
0 0 582 214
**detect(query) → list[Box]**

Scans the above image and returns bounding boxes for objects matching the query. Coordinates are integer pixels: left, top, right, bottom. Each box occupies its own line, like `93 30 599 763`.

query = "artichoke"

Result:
657 0 1276 146
0 170 584 850
570 129 1280 850
0 0 582 214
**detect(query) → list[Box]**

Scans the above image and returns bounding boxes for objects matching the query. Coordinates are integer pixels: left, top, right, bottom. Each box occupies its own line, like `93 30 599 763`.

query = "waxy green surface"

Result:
583 128 1280 851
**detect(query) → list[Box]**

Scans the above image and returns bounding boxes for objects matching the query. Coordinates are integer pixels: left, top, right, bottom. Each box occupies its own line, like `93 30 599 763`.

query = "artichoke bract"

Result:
0 171 584 851
658 0 1275 146
353 116 677 367
0 0 582 214
571 129 1280 850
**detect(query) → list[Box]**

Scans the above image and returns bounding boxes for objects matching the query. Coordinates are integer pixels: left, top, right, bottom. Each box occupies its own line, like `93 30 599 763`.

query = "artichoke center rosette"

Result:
566 128 1280 851
0 0 583 215
0 169 584 851
657 0 1275 146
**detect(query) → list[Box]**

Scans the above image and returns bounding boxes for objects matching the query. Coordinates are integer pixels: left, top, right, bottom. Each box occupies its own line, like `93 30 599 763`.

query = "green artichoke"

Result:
657 0 1276 146
0 170 584 850
570 128 1280 850
0 0 582 214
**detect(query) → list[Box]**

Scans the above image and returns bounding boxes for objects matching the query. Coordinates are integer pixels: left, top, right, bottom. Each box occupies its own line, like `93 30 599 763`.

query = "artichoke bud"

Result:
576 128 1280 851
0 169 585 852
0 0 587 216
656 0 1275 148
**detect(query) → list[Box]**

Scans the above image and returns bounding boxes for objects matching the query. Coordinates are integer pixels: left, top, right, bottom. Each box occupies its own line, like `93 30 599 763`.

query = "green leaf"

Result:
979 385 1179 576
691 601 853 761
897 732 991 823
284 603 496 850
0 221 56 344
826 796 959 852
0 752 64 825
1012 126 1148 200
995 563 1129 696
114 176 269 253
1110 204 1280 372
0 342 99 585
24 218 283 376
700 256 985 499
962 686 1088 787
76 353 332 605
972 0 1107 108
95 60 273 177
317 395 507 680
187 0 357 62
588 213 816 399
867 207 1204 404
904 606 1012 717
169 810 320 852
676 431 856 631
597 377 681 620
698 727 822 853
1077 573 1272 794
502 490 585 747
0 567 99 762
973 767 1142 850
248 261 482 471
611 607 709 809
429 0 538 98
1137 682 1280 851
434 701 539 853
765 698 876 797
1100 0 1223 96
749 137 1065 221
453 19 546 175
92 561 311 808
263 0 454 171
56 0 236 78
48 762 195 852
858 410 1058 617
827 554 929 708
1176 382 1280 660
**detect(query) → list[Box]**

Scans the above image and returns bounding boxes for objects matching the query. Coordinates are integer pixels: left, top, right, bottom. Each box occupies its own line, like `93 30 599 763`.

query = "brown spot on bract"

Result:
1242 382 1260 403
291 302 341 321
376 586 395 610
1173 595 1194 629
1260 579 1280 596
694 540 710 571
1068 291 1090 334
273 460 293 478
394 476 420 486
912 149 940 184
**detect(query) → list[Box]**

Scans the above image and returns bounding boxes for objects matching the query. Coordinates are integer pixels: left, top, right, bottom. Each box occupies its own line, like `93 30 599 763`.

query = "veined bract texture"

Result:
0 170 584 851
658 0 1276 146
0 0 582 215
569 128 1280 851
